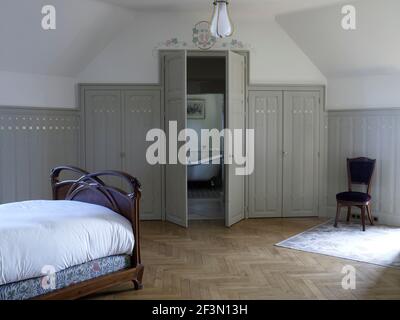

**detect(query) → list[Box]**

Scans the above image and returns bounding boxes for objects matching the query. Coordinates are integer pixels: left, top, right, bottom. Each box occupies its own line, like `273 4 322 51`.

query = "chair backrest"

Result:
347 157 376 194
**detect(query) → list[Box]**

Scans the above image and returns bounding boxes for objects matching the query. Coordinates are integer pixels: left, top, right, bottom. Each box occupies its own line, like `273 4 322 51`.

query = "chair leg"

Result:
361 206 366 231
346 206 352 222
334 204 341 228
367 204 374 226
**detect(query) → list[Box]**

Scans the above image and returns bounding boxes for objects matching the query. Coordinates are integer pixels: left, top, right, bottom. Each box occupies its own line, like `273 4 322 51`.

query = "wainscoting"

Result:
2 105 400 226
327 109 400 226
0 107 80 204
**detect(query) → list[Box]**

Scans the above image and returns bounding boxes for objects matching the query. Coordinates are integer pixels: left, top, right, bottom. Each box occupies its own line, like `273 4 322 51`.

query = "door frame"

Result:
159 50 250 222
248 85 326 218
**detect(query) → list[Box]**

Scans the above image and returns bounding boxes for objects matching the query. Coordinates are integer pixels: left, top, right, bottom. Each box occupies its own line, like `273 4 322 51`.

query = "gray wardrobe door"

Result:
249 91 283 218
283 91 320 217
164 50 188 227
225 51 246 227
84 90 122 186
123 90 162 220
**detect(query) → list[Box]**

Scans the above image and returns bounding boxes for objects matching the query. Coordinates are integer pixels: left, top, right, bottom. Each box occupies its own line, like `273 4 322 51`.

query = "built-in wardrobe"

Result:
80 51 325 227
248 87 324 218
81 85 162 220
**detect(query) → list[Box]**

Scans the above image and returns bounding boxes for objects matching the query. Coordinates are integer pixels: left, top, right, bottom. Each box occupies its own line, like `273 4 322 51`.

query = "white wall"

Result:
327 74 400 110
0 71 76 108
187 94 224 153
78 11 326 85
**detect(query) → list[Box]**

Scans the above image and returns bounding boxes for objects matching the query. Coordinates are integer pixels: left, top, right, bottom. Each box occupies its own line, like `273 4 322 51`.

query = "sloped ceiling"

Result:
98 0 348 17
3 0 389 80
276 0 400 77
0 0 135 77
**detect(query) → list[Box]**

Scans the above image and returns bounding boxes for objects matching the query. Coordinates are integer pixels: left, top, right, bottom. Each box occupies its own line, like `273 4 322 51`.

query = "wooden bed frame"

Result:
35 166 143 300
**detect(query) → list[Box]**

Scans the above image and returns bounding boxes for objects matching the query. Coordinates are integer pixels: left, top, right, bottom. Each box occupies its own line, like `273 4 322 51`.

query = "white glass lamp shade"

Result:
210 1 233 38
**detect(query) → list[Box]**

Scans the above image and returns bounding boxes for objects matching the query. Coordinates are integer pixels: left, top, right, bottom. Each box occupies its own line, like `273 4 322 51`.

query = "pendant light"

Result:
210 1 234 38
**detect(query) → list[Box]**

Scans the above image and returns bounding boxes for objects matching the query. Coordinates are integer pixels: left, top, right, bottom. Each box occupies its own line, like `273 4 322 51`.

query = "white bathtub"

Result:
187 153 222 182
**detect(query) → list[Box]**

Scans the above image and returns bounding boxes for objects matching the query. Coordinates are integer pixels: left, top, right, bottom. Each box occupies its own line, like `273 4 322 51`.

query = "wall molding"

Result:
0 105 78 112
326 106 400 113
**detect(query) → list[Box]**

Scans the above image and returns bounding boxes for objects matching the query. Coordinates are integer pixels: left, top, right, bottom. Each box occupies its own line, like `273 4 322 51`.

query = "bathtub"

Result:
187 153 223 182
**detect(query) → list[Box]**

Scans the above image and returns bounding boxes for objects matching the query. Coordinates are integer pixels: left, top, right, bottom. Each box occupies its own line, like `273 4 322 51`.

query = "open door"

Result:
225 51 246 227
164 51 188 227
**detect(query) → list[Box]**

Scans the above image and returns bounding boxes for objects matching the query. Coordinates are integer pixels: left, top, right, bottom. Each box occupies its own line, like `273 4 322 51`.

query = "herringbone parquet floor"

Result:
89 218 400 300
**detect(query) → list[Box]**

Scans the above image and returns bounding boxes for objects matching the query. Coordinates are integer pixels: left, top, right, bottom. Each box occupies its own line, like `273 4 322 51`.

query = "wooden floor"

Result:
89 218 400 300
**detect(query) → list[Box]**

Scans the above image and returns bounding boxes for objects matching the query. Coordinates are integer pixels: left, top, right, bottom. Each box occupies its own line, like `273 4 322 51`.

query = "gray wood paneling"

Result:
0 107 80 204
327 110 400 226
248 91 283 218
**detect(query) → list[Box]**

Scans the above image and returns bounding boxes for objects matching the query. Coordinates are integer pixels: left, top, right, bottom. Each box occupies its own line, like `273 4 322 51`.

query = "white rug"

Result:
276 221 400 269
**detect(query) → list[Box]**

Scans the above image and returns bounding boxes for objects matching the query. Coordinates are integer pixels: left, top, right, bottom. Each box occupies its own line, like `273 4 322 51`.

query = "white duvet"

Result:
0 200 135 286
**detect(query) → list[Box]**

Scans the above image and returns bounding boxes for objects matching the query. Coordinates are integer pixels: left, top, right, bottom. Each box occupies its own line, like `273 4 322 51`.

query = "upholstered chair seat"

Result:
336 192 371 203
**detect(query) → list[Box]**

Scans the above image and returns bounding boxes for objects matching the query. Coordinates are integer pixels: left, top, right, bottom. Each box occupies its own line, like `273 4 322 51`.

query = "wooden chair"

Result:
334 157 376 231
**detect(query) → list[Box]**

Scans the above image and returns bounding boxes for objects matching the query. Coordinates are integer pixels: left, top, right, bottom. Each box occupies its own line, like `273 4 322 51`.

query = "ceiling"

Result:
277 0 400 77
97 0 350 16
3 0 391 82
0 0 135 77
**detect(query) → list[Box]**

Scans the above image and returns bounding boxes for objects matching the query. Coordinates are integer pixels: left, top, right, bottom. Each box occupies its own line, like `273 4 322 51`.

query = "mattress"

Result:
0 255 131 300
0 200 135 286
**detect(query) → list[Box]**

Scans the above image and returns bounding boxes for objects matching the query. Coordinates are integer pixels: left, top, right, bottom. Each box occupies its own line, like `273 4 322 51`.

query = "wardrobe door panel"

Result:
164 50 188 227
84 90 122 186
283 91 320 217
226 51 246 227
249 91 283 218
123 90 162 220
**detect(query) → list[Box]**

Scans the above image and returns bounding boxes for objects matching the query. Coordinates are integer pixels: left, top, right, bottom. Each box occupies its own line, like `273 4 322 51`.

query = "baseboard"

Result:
324 206 400 227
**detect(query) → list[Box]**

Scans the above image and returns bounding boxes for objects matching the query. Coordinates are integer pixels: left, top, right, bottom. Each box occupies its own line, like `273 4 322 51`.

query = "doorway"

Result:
162 50 247 228
187 56 226 221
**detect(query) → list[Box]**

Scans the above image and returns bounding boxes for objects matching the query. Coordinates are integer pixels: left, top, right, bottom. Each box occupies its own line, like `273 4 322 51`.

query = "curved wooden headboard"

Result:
50 166 142 267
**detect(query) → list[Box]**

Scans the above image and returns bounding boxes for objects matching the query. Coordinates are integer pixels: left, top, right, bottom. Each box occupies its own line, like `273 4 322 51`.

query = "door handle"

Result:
282 151 288 158
120 152 126 158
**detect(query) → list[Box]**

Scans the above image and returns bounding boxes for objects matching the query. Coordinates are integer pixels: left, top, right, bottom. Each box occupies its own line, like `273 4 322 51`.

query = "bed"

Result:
0 166 143 300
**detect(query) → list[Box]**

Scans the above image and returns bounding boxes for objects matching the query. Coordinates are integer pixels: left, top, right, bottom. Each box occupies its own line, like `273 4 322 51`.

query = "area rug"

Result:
276 221 400 269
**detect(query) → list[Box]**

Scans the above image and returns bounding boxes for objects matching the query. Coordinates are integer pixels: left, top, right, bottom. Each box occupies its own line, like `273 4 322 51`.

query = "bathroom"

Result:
187 55 226 220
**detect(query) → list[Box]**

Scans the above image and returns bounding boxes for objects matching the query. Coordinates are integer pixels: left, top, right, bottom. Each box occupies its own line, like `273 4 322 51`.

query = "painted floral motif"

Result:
192 21 216 50
221 39 246 49
153 23 252 55
164 38 188 48
153 38 187 53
